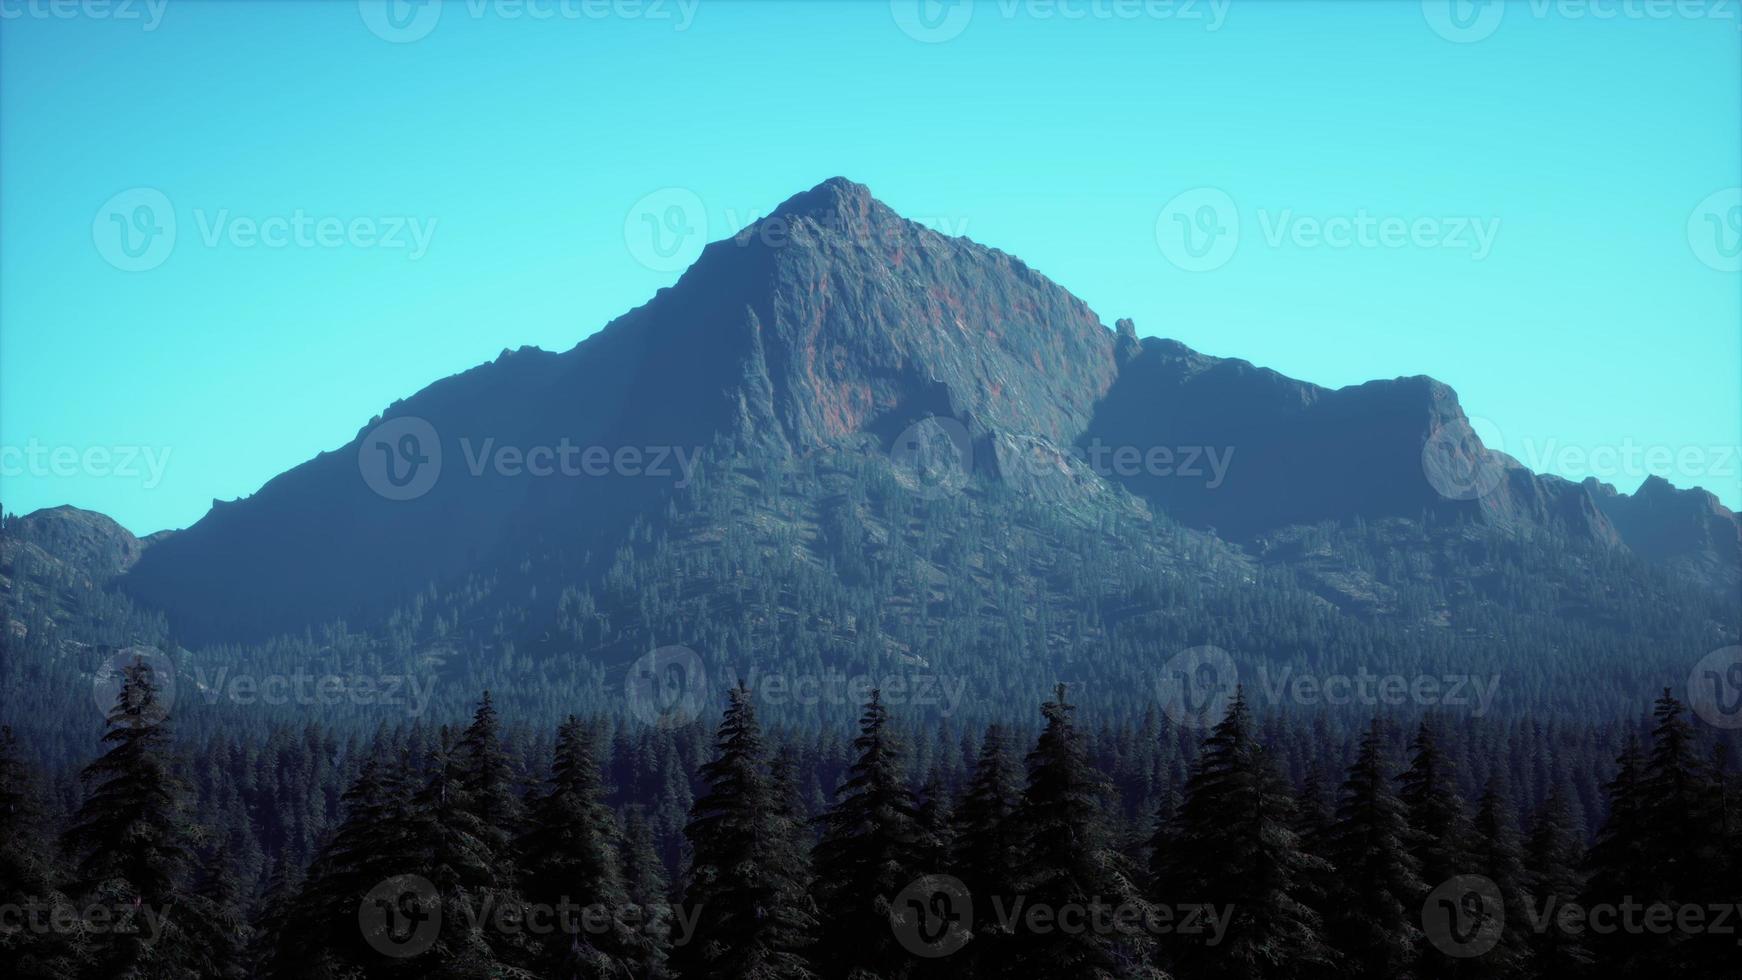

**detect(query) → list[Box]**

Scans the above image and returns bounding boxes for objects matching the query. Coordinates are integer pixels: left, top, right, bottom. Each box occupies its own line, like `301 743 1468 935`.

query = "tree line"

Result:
1 660 1738 979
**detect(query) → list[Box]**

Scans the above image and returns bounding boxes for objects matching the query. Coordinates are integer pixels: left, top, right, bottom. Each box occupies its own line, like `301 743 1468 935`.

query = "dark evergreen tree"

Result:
1152 688 1332 980
60 658 194 979
1522 787 1590 979
671 685 817 980
621 805 674 979
519 714 643 979
810 690 931 980
0 725 70 979
950 724 1024 979
1321 719 1424 980
1011 684 1162 979
1468 777 1529 979
178 845 250 980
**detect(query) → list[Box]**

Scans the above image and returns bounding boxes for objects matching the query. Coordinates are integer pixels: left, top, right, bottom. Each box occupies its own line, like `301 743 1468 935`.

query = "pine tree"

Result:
0 725 71 979
1153 688 1332 980
178 845 251 980
273 748 420 978
1321 719 1424 980
811 690 930 980
1522 786 1590 978
1468 777 1529 979
1011 684 1162 979
401 728 525 978
519 715 643 979
60 657 194 979
950 724 1024 979
621 805 674 979
1399 721 1476 979
672 684 817 980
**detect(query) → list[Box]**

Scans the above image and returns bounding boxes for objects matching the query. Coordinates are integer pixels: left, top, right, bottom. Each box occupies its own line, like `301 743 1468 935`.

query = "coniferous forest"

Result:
1 652 1737 980
7 8 1742 979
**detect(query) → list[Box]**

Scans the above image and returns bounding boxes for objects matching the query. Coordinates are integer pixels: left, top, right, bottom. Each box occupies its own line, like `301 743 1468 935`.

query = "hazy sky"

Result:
3 0 1739 534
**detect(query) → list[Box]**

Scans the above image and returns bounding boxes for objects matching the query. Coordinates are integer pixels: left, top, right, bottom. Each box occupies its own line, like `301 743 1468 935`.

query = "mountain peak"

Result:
766 176 880 225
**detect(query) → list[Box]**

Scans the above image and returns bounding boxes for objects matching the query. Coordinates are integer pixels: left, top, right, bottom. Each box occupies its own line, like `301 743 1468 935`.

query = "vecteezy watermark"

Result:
885 417 1236 500
357 416 702 501
1154 646 1504 726
1157 187 1501 272
93 189 438 270
891 417 976 500
1 439 172 490
0 0 167 30
359 0 701 43
360 875 442 958
1155 645 1238 730
1420 413 1742 502
890 876 1231 954
1423 874 1507 958
891 875 975 958
91 646 176 726
626 645 711 728
359 874 701 959
1420 873 1742 959
731 667 971 716
187 666 437 717
889 0 1230 44
1689 187 1742 273
625 187 708 273
1688 646 1742 730
92 188 175 272
0 897 171 946
1421 415 1509 502
1422 0 1742 44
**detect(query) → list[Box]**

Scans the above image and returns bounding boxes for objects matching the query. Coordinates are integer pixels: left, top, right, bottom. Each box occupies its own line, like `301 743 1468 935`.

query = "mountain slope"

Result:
116 177 1737 647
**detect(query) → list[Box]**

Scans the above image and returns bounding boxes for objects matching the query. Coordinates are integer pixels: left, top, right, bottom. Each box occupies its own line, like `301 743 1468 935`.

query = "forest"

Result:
1 656 1737 980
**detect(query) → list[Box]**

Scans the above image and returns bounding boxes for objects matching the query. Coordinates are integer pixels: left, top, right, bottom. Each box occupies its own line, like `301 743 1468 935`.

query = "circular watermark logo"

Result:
93 188 176 272
1422 415 1508 502
1156 645 1237 730
1421 0 1505 43
1156 187 1239 272
1688 187 1742 273
890 417 974 500
890 874 973 959
889 0 974 43
625 187 708 273
359 874 441 958
626 645 709 728
1688 646 1742 730
1422 874 1505 958
358 0 442 43
91 645 177 726
359 416 442 501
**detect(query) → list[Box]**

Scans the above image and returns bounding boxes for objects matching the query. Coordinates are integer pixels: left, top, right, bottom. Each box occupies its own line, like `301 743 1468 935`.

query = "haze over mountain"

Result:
4 178 1738 724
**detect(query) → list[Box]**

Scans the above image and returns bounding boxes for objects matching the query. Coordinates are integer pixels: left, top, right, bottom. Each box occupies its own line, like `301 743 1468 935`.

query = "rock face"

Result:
114 177 1734 641
1588 476 1742 592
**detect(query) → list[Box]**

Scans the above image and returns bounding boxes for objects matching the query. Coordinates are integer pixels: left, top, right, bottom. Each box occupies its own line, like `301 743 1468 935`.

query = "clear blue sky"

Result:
3 0 1739 534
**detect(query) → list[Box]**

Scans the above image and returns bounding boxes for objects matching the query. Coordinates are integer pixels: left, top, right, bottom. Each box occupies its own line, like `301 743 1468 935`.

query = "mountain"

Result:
4 178 1733 727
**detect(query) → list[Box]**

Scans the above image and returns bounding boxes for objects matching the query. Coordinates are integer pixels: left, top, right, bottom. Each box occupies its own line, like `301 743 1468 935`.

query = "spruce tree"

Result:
1522 787 1590 978
519 714 643 979
950 724 1024 979
620 805 674 979
60 657 194 979
811 690 930 980
1153 688 1332 980
1011 684 1162 979
672 684 817 980
1321 719 1424 980
1399 721 1477 979
0 725 70 979
1468 777 1529 979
